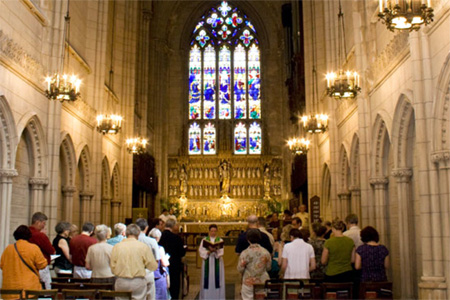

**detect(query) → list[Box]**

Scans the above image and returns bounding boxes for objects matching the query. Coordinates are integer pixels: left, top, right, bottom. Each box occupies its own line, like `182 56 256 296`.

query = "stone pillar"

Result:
349 186 361 220
0 169 17 253
62 186 76 222
80 192 94 224
29 177 49 214
337 191 350 220
392 168 415 298
369 177 388 243
101 197 111 225
111 200 121 225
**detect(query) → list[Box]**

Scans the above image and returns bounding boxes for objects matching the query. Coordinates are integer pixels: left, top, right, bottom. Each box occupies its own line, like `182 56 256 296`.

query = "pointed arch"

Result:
432 52 450 152
77 145 91 191
372 114 391 177
16 113 48 179
392 93 415 168
60 132 77 187
349 133 360 187
321 163 332 221
0 96 17 170
338 144 350 192
101 156 111 199
111 163 120 200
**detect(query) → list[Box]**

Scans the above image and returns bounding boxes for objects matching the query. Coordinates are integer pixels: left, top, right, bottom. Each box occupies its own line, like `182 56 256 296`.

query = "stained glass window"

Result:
234 123 247 154
203 123 216 155
188 1 262 155
249 122 262 154
189 123 201 155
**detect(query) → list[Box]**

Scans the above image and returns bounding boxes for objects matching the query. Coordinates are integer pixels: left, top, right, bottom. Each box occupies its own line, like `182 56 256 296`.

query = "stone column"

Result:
369 177 388 243
29 177 49 214
392 168 415 298
111 200 121 225
349 186 361 220
101 197 111 225
80 192 94 224
62 186 76 222
337 191 351 220
0 169 17 253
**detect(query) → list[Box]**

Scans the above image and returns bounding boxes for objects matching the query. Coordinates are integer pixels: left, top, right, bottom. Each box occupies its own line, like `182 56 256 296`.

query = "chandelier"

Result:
287 138 310 156
126 137 148 154
302 114 328 134
326 70 360 99
45 0 81 102
96 0 123 135
378 0 433 31
302 1 329 134
96 114 123 135
326 0 361 100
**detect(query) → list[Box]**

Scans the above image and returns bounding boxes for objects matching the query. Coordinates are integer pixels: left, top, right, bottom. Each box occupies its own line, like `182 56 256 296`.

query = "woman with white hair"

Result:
150 228 170 300
85 224 115 284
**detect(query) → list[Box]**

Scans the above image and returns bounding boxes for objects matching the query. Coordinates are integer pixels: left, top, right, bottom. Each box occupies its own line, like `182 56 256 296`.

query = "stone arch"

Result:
372 114 391 177
338 144 350 192
77 145 91 192
433 51 450 152
321 163 332 221
16 113 48 179
101 156 111 199
59 132 77 221
392 93 415 169
111 163 120 200
0 95 17 171
349 133 360 187
60 132 77 188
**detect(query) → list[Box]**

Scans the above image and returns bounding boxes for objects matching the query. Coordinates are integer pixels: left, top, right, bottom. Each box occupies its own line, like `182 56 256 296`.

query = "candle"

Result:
379 0 383 12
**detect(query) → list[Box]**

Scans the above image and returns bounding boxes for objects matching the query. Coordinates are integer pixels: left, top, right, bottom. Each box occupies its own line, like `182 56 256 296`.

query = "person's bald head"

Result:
247 215 258 228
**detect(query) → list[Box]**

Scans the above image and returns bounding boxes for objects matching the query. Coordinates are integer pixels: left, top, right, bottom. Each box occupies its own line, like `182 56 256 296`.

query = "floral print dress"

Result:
237 244 272 287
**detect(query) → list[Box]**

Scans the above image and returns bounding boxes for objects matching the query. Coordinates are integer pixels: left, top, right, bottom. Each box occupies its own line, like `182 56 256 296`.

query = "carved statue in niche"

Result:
219 160 231 197
179 166 188 197
264 164 271 199
247 168 251 178
205 168 209 179
257 168 261 178
189 185 193 196
189 169 194 178
257 186 261 195
169 169 173 179
199 169 203 179
199 185 203 197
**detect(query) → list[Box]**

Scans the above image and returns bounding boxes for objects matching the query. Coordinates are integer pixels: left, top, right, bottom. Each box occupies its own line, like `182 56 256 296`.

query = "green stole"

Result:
203 236 221 289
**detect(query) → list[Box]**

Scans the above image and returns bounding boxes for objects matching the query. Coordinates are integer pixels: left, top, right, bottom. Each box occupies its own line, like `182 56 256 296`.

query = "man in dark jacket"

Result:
159 218 186 299
235 215 273 254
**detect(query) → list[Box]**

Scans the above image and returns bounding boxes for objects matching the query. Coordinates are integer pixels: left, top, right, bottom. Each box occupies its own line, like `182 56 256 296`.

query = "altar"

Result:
181 221 247 236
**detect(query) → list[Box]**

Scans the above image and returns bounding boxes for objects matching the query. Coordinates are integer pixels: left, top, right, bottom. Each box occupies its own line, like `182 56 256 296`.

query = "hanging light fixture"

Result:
96 114 123 135
126 137 148 154
96 0 123 135
287 138 310 155
302 0 328 134
326 0 361 100
45 0 81 102
378 0 433 31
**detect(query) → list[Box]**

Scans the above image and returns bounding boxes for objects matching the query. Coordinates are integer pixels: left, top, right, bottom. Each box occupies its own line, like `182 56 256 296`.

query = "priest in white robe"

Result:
199 224 226 300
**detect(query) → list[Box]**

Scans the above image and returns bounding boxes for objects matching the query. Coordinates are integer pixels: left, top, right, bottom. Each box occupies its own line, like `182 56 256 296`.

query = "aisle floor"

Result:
184 251 242 300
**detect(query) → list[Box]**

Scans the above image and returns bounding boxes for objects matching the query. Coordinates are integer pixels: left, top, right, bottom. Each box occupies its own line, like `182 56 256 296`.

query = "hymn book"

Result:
202 239 224 251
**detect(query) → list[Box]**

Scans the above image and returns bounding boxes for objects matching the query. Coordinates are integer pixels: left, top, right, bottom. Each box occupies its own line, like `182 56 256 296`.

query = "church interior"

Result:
1 0 450 298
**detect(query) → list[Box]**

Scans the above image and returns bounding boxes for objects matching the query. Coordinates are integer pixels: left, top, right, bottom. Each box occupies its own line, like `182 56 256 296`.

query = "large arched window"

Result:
188 1 261 155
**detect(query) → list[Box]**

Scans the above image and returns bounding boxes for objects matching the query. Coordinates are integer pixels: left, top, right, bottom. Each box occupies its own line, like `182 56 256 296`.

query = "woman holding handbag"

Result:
0 225 48 297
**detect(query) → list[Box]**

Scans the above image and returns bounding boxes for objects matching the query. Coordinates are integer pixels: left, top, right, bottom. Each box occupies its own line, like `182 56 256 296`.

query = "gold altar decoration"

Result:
169 155 282 221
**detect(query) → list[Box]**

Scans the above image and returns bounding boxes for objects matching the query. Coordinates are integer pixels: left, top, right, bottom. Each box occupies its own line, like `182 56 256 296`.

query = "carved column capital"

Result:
369 177 389 189
29 177 49 190
337 191 351 199
0 169 17 183
391 168 413 183
80 192 94 201
62 186 77 195
349 185 360 193
102 197 112 205
111 199 122 207
431 150 450 165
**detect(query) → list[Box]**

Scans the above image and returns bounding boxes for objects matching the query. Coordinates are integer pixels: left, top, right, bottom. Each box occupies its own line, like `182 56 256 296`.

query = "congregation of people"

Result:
0 211 185 300
0 205 390 300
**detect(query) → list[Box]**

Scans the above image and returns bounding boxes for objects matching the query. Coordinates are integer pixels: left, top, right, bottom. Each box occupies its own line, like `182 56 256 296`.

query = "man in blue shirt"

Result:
107 223 126 246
